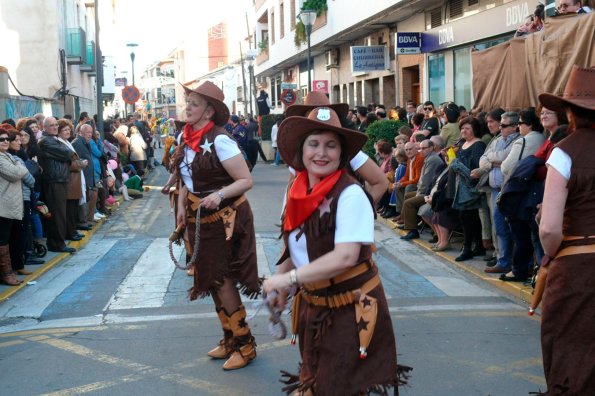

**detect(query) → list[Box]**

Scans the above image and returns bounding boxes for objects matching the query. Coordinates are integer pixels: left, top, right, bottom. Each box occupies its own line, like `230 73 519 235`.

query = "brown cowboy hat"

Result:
180 81 230 126
538 66 595 112
285 91 350 118
277 107 368 171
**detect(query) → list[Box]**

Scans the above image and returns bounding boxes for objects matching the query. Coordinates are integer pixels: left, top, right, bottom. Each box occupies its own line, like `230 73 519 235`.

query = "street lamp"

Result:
299 10 317 93
126 43 138 114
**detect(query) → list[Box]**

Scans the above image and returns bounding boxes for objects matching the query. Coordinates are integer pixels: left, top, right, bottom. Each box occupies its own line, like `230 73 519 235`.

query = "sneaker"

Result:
93 214 103 221
95 212 106 219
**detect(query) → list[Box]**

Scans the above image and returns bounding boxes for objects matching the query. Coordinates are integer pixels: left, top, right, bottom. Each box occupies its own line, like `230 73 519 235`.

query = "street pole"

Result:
307 24 312 94
240 43 248 116
127 43 138 116
94 0 103 138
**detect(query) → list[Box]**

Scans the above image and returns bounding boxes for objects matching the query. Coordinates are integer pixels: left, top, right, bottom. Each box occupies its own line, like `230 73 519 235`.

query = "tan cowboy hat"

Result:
539 66 595 112
180 81 230 126
285 91 350 118
277 107 368 171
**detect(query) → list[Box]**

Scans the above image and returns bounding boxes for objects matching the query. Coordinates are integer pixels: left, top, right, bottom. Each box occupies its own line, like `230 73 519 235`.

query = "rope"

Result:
169 205 201 270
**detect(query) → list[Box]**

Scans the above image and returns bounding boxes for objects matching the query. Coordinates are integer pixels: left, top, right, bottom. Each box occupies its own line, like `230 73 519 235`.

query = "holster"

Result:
186 193 246 241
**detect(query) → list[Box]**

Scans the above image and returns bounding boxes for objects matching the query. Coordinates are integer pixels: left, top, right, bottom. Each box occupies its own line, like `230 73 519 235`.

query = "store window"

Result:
428 53 445 105
454 47 471 109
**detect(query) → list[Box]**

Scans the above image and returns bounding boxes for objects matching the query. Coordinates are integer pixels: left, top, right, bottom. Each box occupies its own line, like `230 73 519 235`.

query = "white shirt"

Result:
176 133 241 192
546 147 572 180
288 184 374 268
271 124 279 148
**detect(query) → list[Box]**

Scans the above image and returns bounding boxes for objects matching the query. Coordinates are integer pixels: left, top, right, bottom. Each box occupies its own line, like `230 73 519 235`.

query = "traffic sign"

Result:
281 89 297 106
122 85 140 104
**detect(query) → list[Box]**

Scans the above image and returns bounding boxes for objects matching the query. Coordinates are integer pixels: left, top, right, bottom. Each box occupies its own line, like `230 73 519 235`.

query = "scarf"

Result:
183 121 214 152
283 169 344 232
57 136 76 153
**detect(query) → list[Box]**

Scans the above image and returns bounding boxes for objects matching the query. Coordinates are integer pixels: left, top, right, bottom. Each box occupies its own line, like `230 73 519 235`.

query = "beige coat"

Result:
0 152 27 220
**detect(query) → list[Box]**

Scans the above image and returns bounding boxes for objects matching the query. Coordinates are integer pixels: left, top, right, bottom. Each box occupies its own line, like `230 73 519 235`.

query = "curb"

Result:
379 217 535 308
0 216 108 303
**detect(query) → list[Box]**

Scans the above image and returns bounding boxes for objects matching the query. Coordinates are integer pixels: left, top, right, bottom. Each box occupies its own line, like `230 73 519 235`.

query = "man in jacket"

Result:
38 117 76 253
401 140 447 240
72 124 95 230
471 112 520 273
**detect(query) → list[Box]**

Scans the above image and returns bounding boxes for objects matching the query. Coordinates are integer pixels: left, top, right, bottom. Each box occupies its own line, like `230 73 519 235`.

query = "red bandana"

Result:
283 169 344 231
183 121 214 152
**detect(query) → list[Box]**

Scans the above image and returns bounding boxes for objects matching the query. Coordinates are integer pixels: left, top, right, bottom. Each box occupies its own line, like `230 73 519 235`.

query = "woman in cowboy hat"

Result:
537 65 595 395
171 81 259 371
284 91 388 204
263 107 410 395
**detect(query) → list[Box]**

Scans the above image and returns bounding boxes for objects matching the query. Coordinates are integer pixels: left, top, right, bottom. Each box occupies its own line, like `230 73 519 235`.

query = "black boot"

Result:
455 248 474 262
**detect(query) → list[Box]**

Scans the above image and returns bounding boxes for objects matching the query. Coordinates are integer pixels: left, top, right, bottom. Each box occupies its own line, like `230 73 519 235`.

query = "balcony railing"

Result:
65 27 86 65
80 41 95 73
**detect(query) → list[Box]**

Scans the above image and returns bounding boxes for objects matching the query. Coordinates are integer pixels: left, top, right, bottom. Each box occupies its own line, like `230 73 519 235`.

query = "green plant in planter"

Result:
362 119 408 158
258 40 268 52
260 114 277 141
294 0 328 48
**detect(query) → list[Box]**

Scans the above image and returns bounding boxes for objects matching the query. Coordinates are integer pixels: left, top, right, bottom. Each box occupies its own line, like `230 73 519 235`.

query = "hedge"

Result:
260 114 278 141
363 119 408 158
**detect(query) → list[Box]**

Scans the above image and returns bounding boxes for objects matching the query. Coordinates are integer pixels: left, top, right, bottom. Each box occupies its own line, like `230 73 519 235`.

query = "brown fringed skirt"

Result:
540 244 595 395
282 274 410 395
186 197 260 300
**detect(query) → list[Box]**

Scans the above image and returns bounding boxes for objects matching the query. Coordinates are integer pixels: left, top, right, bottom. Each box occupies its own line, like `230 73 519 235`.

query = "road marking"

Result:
41 374 145 396
0 339 25 348
37 337 239 395
107 238 182 310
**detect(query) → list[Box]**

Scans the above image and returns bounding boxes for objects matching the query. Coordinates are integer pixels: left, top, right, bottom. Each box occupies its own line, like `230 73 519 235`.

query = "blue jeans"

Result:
507 218 534 278
491 189 512 270
274 148 281 165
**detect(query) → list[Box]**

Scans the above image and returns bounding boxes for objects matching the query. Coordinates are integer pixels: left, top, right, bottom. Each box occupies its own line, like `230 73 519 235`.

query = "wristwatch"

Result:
217 190 225 201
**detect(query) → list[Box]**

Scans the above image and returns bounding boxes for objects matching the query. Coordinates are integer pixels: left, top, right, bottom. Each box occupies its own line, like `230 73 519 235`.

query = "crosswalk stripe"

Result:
107 238 183 310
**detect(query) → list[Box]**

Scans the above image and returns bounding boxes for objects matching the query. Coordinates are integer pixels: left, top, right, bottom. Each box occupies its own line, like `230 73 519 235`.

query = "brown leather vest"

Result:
556 128 595 236
282 172 374 291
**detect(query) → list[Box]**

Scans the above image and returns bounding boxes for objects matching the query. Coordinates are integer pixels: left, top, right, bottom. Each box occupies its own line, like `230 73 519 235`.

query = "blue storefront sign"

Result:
396 33 422 54
350 45 389 73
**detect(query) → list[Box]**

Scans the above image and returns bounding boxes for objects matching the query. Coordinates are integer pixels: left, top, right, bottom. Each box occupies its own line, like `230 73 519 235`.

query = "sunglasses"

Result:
423 107 433 111
518 121 529 125
0 137 9 143
500 123 517 128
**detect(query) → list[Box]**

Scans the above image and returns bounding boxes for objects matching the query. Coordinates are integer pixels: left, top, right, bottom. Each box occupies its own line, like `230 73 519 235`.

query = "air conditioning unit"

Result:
325 49 339 69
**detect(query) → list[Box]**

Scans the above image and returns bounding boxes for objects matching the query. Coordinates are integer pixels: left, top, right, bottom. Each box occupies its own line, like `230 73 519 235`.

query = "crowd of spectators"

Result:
357 98 568 284
0 112 166 286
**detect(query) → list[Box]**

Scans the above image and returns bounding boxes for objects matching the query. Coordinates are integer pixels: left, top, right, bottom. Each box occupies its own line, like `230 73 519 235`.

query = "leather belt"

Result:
186 194 246 240
556 244 595 259
303 260 373 291
300 274 380 309
562 235 595 241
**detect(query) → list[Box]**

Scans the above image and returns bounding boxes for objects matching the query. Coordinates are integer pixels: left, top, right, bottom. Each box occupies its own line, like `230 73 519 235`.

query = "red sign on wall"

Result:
312 80 329 93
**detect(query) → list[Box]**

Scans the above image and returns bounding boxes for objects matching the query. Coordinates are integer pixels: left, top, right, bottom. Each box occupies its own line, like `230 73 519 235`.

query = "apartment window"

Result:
271 75 282 107
428 53 446 105
280 1 285 38
454 48 472 109
271 9 275 44
290 0 296 30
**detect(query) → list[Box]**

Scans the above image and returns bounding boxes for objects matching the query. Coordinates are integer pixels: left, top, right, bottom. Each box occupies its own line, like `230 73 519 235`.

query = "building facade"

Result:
0 0 114 120
251 0 540 112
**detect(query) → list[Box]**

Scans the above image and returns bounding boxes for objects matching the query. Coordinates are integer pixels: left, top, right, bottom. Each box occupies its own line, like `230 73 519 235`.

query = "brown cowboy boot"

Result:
0 245 22 286
222 305 257 370
207 308 234 359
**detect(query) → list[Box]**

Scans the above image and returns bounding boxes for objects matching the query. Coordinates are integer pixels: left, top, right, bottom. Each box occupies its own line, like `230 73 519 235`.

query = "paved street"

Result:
0 161 545 395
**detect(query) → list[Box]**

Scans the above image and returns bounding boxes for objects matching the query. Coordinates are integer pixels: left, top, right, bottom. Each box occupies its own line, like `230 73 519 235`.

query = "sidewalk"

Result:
380 217 536 312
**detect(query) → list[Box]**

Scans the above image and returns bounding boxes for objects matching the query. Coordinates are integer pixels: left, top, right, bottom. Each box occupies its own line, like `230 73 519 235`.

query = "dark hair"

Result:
487 108 506 123
414 134 426 142
377 140 393 155
550 125 568 144
459 106 467 112
397 108 407 121
2 118 16 128
564 103 595 130
7 129 19 142
366 112 377 125
423 101 434 108
459 116 482 138
534 3 545 19
294 131 350 170
445 107 459 123
24 118 38 128
519 108 544 132
357 106 367 117
390 156 398 170
78 112 89 122
398 125 413 137
63 114 73 120
412 113 425 127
